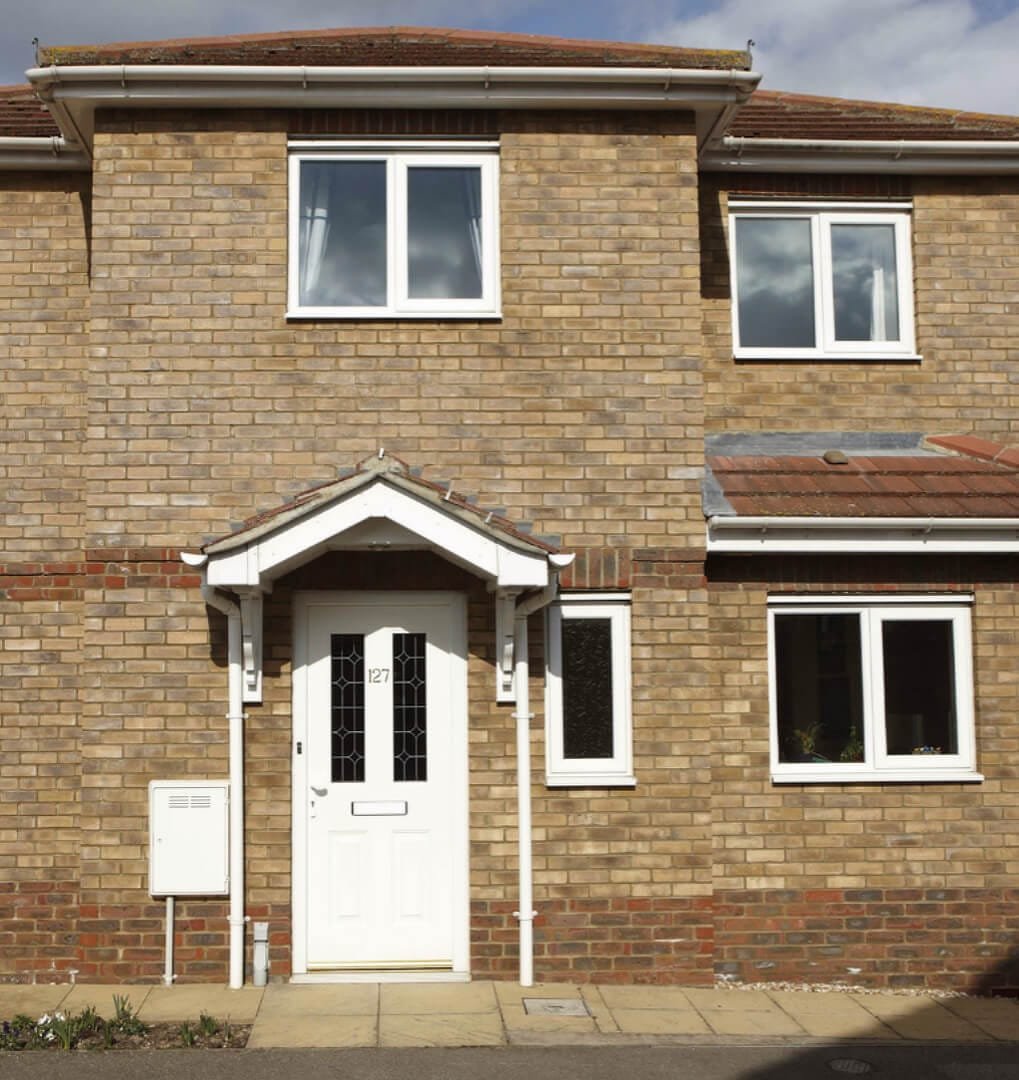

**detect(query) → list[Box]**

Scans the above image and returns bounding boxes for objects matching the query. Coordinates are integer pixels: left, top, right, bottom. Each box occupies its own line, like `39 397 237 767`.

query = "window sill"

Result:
286 309 503 321
735 352 923 363
546 773 636 788
772 769 983 784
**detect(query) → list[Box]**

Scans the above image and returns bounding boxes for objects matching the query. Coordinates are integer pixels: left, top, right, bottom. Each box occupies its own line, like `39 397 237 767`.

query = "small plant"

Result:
839 724 865 762
198 1012 219 1038
178 1021 196 1047
101 1018 115 1049
48 1011 80 1051
110 994 146 1037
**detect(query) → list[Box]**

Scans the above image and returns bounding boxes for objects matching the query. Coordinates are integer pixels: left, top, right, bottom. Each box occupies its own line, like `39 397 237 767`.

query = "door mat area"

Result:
523 998 591 1017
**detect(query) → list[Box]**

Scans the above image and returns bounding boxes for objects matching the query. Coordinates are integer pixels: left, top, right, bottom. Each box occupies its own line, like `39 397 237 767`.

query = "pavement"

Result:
0 979 1017 1049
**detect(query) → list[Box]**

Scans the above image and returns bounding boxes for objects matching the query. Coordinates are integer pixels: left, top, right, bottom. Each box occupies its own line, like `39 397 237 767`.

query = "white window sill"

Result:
286 309 503 321
546 774 637 788
735 352 923 363
772 769 983 784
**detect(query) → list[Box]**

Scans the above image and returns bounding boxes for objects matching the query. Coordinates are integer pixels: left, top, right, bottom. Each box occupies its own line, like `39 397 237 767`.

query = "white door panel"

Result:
301 596 466 971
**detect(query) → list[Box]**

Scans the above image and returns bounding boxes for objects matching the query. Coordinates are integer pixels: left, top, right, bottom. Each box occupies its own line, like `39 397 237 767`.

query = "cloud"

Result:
646 0 1019 114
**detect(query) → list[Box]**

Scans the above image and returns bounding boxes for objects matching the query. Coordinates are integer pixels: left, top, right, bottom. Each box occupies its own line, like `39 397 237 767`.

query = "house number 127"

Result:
368 668 390 683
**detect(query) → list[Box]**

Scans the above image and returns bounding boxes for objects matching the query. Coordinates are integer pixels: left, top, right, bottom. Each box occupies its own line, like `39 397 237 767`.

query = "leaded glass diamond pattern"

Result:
331 633 365 783
393 632 427 782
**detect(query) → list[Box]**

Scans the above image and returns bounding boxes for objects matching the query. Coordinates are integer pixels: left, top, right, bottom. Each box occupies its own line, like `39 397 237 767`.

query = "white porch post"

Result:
512 609 536 987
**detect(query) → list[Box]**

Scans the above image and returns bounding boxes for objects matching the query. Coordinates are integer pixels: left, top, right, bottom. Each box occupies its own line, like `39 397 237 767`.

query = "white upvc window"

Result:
288 146 500 319
768 595 980 783
730 201 916 360
545 593 634 787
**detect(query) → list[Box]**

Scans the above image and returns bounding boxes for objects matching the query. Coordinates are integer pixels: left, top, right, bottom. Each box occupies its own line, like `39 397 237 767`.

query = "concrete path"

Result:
1 980 1017 1048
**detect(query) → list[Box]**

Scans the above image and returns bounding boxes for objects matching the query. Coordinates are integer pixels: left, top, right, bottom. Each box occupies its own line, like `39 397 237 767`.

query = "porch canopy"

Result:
188 451 569 702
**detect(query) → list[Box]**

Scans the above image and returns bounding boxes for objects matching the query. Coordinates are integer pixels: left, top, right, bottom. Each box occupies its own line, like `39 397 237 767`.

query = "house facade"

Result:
1 27 1018 991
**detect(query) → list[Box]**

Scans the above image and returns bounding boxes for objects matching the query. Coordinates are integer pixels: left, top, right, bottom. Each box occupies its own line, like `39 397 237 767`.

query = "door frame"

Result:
291 590 470 978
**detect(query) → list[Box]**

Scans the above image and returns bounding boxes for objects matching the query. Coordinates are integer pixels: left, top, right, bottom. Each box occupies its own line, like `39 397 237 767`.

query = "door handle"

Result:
311 786 328 797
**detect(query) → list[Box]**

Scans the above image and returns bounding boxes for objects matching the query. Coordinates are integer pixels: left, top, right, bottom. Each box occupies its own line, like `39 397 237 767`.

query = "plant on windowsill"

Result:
839 725 865 763
911 745 943 755
787 721 830 763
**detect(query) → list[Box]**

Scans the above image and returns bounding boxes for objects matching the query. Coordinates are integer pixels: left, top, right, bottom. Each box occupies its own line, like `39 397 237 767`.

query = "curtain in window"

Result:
300 168 332 297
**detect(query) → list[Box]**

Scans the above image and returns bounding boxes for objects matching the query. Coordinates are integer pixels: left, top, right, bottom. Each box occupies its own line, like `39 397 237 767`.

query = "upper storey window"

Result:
288 146 500 318
729 202 916 359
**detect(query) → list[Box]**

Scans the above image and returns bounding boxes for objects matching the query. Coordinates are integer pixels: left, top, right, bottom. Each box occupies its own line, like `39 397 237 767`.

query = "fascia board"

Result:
707 516 1019 553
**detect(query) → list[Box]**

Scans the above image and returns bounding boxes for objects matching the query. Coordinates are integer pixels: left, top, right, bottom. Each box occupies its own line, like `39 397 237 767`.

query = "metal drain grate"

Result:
523 998 590 1017
828 1059 874 1075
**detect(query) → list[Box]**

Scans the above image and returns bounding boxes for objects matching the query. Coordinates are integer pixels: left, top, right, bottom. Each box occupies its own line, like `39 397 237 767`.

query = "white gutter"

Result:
197 577 247 990
708 515 1019 554
703 135 1019 173
26 63 759 153
0 136 89 170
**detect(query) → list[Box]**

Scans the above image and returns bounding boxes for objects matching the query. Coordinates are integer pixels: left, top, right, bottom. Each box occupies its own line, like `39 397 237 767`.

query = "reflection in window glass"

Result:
775 614 865 763
299 161 387 308
407 167 483 300
882 621 957 756
735 218 815 348
831 224 900 341
562 618 614 759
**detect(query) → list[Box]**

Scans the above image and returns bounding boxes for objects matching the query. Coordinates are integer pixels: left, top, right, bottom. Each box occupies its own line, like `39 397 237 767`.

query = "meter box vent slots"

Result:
149 780 229 896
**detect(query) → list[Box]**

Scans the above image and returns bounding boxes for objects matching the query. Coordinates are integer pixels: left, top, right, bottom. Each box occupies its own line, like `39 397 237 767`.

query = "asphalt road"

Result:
2 1045 1019 1080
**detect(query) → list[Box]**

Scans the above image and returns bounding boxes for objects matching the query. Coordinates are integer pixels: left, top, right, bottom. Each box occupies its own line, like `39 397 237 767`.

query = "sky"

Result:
2 0 1018 115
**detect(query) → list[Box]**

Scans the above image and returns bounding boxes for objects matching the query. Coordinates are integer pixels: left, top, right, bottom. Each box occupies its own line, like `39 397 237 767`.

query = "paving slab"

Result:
138 985 263 1023
678 989 807 1037
0 985 73 1018
258 983 377 1016
764 990 901 1040
501 1002 598 1036
380 1010 505 1047
248 1013 377 1049
850 994 992 1042
611 1008 712 1035
597 985 697 1011
579 986 620 1034
59 986 152 1020
381 981 497 1014
941 996 1019 1041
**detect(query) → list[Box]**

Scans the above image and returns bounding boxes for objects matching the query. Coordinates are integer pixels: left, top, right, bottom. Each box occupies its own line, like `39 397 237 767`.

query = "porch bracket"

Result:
494 589 520 703
236 588 266 704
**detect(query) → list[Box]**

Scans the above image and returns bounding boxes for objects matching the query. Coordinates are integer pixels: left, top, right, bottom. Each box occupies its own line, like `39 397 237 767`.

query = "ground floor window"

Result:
545 593 634 787
768 595 979 783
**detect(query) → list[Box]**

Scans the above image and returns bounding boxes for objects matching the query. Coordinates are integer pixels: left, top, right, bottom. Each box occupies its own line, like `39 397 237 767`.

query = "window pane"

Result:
735 218 816 348
882 621 957 756
407 167 483 300
331 634 365 783
831 223 900 342
299 160 387 307
775 614 865 763
393 633 427 782
561 618 614 759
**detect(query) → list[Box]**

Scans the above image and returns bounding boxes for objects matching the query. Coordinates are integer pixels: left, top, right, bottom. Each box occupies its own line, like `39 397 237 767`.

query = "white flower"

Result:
37 1014 50 1025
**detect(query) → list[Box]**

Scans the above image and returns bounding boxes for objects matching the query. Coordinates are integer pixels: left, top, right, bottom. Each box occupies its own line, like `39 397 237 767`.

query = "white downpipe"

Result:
512 580 562 987
202 582 246 990
163 896 174 987
512 612 535 987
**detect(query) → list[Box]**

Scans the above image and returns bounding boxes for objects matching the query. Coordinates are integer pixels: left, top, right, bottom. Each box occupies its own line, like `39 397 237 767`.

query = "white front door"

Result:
294 593 468 973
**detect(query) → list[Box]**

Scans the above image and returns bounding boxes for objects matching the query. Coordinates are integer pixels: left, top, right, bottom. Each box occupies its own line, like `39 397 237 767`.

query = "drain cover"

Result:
828 1060 874 1075
523 997 590 1017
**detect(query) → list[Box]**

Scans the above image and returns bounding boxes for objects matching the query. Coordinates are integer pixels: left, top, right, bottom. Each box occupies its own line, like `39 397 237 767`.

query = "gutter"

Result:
26 63 760 154
702 134 1019 174
0 135 89 170
707 515 1019 554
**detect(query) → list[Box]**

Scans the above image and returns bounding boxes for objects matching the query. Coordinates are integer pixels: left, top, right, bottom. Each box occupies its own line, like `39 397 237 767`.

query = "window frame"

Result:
729 201 917 360
287 146 501 320
767 595 979 784
545 593 634 788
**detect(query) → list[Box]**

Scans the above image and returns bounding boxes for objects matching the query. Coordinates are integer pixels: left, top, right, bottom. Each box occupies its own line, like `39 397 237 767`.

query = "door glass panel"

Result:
393 632 427 782
882 620 957 755
735 217 816 348
562 618 614 759
775 613 865 763
831 223 900 341
407 166 483 300
330 633 366 783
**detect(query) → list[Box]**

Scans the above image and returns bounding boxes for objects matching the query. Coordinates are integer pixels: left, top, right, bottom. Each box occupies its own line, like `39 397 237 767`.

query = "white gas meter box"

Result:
149 780 229 897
